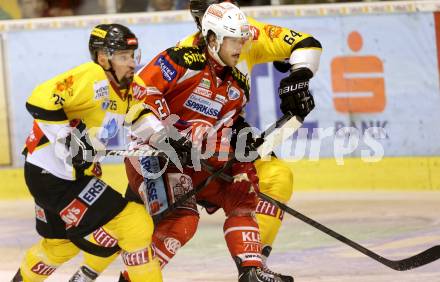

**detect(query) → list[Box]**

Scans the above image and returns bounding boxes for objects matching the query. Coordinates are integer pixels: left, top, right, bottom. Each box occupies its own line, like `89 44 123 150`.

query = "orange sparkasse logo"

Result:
331 31 386 113
263 25 282 41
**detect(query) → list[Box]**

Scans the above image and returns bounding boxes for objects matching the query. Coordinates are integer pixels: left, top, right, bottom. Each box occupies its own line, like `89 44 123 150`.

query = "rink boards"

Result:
1 156 439 200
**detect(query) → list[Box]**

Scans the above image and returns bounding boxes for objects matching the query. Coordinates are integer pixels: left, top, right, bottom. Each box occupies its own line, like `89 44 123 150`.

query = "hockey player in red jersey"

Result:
183 1 320 280
124 2 281 281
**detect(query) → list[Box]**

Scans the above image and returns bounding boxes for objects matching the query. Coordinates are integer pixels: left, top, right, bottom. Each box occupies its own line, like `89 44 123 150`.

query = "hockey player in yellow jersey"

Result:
12 24 162 282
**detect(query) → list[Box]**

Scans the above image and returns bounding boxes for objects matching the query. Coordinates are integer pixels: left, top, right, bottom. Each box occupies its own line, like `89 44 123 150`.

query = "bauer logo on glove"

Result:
278 80 309 95
278 67 315 120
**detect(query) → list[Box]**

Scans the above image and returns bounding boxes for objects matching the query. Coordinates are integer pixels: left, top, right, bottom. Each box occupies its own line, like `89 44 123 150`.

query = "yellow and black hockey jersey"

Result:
24 62 130 180
178 17 322 79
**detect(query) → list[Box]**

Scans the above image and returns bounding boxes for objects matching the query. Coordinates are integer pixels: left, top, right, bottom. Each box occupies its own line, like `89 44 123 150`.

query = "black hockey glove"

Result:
150 129 193 168
278 67 315 120
231 116 263 158
168 136 192 166
65 119 96 170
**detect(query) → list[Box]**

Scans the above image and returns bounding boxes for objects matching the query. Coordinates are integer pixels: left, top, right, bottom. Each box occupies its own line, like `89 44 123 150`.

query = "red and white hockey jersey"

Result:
127 46 250 155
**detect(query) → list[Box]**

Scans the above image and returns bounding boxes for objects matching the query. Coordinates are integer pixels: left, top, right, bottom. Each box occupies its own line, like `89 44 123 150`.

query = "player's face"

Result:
218 36 248 67
110 49 138 84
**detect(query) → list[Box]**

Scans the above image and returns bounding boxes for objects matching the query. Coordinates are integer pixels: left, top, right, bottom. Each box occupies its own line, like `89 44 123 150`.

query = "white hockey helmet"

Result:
201 2 250 47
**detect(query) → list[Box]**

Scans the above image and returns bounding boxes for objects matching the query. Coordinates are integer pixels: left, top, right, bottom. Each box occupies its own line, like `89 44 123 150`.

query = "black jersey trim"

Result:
167 46 206 70
26 103 68 122
131 108 153 125
292 37 322 52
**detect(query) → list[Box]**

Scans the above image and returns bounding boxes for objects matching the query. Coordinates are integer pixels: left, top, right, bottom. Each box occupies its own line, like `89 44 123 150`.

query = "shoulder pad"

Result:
231 68 250 100
166 46 206 70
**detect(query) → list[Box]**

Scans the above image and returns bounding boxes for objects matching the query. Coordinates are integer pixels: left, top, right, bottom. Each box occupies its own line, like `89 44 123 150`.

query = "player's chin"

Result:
229 56 239 66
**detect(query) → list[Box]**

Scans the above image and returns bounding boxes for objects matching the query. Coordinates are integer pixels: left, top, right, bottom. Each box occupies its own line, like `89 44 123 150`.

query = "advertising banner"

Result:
2 11 440 165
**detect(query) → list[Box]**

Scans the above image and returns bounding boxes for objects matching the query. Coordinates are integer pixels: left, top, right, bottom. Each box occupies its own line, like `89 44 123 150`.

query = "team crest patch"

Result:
164 237 181 255
155 55 177 82
166 173 193 198
55 75 74 96
35 204 47 223
264 25 282 41
166 173 196 209
227 86 241 101
93 80 109 100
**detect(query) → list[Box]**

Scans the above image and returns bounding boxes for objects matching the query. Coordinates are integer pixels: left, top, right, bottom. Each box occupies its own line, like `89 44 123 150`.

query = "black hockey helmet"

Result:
89 23 138 63
190 0 238 30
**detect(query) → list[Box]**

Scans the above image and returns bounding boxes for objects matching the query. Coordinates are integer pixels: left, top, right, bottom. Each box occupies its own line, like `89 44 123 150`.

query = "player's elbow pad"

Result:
129 110 164 142
289 37 322 76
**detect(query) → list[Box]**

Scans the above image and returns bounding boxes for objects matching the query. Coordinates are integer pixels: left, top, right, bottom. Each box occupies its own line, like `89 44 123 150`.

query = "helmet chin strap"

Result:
102 59 131 90
207 40 226 67
103 59 121 84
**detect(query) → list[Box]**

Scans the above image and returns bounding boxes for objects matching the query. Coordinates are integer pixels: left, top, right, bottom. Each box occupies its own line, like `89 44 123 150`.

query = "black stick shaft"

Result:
258 193 440 271
200 162 440 271
152 114 296 222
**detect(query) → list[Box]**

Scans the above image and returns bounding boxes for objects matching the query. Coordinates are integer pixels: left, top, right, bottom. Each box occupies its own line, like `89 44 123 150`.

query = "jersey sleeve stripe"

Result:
292 37 322 52
22 136 50 156
131 108 153 125
26 103 68 122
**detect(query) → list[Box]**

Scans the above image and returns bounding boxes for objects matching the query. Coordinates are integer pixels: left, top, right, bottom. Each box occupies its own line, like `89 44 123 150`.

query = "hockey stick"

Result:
152 156 233 223
200 163 440 271
257 193 440 271
102 114 302 158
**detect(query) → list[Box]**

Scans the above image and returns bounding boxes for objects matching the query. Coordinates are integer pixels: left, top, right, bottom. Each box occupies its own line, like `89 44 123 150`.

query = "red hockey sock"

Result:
223 216 262 268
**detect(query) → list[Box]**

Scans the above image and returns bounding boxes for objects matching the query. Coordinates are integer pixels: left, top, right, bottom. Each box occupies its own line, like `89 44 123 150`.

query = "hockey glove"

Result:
65 119 96 171
231 116 263 158
149 129 193 169
169 136 192 166
278 67 315 120
230 162 259 197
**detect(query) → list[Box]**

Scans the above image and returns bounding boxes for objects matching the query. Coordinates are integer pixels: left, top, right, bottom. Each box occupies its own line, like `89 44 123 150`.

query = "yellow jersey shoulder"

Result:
177 32 201 47
240 16 321 72
29 62 107 110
